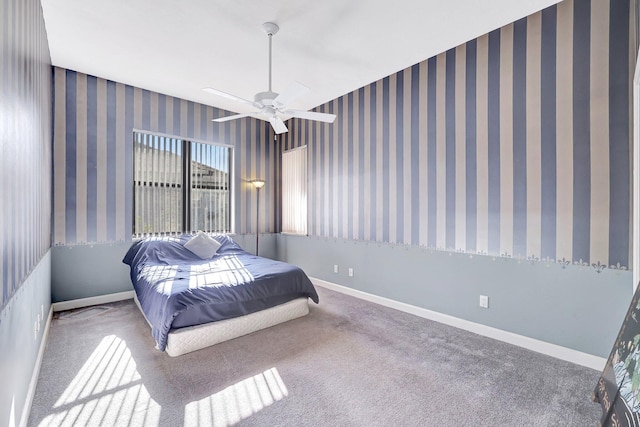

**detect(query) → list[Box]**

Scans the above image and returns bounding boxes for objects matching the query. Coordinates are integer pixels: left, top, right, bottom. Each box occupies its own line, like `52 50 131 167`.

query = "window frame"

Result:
281 144 308 236
132 129 235 237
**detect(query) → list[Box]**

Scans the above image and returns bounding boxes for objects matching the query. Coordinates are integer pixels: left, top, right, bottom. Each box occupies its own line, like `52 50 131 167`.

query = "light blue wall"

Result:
51 234 278 302
51 243 132 302
277 234 631 358
0 254 51 426
0 0 52 424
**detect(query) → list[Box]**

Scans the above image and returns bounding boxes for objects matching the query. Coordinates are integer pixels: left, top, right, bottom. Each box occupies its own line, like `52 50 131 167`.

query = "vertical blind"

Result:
190 141 231 234
133 131 232 237
282 145 307 235
133 132 183 236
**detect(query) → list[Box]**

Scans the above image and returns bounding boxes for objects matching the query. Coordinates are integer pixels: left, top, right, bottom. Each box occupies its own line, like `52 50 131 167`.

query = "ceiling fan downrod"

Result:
262 22 279 94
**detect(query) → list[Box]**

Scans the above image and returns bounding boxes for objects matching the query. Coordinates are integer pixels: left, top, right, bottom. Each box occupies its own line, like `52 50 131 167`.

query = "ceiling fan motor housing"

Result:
254 91 279 107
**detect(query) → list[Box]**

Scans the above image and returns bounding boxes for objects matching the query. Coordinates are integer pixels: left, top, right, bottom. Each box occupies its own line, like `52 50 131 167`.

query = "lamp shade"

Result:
252 180 265 189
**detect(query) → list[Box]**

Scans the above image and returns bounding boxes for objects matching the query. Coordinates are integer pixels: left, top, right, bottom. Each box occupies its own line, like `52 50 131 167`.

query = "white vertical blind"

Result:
190 142 231 234
282 146 307 235
133 132 183 237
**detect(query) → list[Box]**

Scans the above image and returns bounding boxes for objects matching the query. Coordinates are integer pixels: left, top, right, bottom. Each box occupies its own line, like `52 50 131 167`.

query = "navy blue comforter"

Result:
123 235 319 351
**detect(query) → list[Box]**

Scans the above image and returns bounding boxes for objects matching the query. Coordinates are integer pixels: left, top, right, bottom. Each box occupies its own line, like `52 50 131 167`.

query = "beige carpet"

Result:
28 286 602 426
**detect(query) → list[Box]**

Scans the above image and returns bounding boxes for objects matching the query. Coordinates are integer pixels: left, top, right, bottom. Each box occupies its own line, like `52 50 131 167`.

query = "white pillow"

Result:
184 231 221 259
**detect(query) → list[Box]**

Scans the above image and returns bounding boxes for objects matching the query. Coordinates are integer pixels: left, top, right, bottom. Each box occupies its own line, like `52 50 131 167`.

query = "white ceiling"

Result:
41 0 561 117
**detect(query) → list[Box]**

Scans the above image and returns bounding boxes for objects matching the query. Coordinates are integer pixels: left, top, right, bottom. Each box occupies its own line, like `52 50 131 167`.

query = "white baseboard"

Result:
311 277 607 371
20 306 53 427
52 291 135 312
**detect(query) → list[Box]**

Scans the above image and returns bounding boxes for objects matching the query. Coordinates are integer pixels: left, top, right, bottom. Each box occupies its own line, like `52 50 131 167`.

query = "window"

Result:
133 131 233 237
281 145 307 235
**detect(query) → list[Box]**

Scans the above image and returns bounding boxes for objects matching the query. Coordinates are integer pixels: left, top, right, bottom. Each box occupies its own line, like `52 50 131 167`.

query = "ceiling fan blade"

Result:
203 87 261 108
284 109 337 123
272 81 310 109
213 113 252 123
269 116 288 134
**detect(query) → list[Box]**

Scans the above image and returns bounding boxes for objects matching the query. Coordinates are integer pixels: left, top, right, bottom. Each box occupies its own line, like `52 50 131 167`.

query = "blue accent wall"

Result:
0 0 52 424
52 69 278 246
281 0 635 271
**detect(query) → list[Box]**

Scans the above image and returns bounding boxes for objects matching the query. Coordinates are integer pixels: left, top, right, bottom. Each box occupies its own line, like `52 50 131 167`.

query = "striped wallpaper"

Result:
0 0 52 310
281 0 636 269
52 68 279 245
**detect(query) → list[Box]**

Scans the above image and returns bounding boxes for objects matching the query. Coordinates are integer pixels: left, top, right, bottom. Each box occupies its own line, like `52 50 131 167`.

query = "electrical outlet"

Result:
479 295 489 309
348 268 353 277
333 264 338 273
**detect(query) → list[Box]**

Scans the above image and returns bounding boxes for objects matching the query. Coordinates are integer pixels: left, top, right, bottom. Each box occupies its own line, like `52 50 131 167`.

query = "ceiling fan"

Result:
203 22 336 135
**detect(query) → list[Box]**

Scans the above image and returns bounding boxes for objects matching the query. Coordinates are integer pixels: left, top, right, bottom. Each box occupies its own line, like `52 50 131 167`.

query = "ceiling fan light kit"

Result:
204 22 336 135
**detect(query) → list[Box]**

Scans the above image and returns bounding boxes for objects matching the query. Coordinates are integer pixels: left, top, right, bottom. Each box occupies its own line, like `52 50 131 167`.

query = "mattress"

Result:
123 235 319 351
134 294 310 356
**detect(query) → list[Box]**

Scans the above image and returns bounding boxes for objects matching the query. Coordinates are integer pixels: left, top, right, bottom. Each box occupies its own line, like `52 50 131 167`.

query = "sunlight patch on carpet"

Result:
37 335 161 426
183 367 288 427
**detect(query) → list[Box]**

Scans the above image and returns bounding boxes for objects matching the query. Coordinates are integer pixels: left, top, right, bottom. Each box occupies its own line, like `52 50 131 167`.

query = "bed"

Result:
122 233 319 356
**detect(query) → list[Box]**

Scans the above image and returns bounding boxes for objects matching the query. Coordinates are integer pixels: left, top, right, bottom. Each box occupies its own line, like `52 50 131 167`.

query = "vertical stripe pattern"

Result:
0 0 51 310
52 68 275 245
286 0 635 269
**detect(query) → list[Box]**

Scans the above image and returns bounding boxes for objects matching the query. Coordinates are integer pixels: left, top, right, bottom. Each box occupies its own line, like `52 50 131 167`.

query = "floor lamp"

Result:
251 180 265 256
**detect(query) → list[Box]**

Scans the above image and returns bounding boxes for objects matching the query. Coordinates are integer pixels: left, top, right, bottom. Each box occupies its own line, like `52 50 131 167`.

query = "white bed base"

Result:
133 295 310 357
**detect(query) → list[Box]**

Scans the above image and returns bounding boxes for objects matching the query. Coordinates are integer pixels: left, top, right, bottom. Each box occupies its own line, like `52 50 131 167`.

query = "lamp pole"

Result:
251 180 265 256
